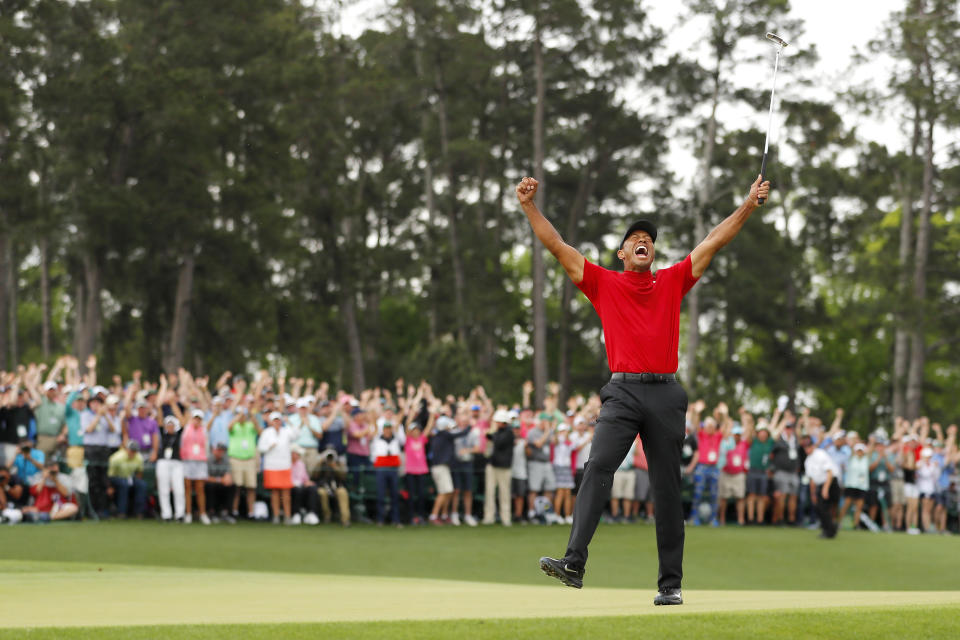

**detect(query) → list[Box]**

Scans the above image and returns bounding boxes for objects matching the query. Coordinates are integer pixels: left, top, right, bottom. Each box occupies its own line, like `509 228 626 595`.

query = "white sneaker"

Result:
290 513 302 525
464 514 478 527
907 527 921 535
565 515 574 524
184 514 193 524
450 512 461 526
199 513 212 525
304 512 319 525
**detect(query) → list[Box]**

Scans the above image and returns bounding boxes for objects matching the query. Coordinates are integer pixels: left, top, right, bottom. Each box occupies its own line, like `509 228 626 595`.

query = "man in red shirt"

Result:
523 174 770 605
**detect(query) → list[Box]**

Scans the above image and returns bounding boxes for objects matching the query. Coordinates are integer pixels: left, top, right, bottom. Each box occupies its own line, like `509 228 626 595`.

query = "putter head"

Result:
766 32 789 49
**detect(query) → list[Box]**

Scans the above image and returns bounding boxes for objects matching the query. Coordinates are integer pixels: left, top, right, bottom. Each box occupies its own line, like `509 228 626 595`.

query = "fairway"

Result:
2 522 960 638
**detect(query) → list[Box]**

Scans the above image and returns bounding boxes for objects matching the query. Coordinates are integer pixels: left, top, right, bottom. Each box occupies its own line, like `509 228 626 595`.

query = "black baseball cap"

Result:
620 220 657 248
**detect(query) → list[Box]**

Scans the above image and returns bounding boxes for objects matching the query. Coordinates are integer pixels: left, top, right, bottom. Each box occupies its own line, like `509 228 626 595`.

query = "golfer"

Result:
520 173 769 605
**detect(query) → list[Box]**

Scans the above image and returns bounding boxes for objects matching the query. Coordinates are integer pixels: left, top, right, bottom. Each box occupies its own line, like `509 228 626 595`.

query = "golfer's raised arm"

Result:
689 175 770 279
516 177 585 284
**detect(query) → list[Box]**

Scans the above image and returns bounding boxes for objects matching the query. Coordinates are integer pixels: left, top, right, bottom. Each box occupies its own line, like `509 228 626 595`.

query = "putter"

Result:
759 32 788 205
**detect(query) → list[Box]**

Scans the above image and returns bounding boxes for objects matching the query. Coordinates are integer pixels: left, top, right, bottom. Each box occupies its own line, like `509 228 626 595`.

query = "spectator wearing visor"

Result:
179 408 212 525
258 411 296 524
482 409 515 526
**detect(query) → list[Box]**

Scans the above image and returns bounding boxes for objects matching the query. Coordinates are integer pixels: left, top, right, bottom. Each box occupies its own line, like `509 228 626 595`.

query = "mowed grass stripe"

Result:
2 520 960 591
2 605 959 639
1 560 959 628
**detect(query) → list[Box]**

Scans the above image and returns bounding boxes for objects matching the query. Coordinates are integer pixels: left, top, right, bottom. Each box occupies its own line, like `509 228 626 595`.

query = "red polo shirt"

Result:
576 255 698 374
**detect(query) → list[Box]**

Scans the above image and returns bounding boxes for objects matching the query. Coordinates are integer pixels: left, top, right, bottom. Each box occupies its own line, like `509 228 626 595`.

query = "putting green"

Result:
2 560 959 628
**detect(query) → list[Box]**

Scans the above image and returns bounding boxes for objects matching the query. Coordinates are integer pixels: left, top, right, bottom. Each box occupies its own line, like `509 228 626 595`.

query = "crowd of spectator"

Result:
2 356 959 536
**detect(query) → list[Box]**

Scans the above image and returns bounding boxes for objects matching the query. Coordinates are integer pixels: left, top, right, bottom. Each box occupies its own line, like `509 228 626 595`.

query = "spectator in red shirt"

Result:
22 461 78 522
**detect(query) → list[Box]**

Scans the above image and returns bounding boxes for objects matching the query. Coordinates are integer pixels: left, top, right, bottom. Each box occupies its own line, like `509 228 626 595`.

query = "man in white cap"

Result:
802 435 841 538
837 442 870 530
291 397 323 477
34 381 66 460
482 410 515 526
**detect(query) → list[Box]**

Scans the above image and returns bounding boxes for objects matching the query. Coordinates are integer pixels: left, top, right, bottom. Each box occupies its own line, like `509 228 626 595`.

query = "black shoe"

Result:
539 556 584 589
654 588 683 605
818 531 837 539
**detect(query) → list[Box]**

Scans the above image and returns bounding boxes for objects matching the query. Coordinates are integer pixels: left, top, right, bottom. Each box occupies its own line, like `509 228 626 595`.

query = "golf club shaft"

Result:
758 49 781 205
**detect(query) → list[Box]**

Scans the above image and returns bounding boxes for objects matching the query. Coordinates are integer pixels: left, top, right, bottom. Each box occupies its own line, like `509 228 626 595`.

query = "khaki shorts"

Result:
66 446 85 470
36 435 60 459
431 464 454 495
890 478 905 505
612 469 635 500
230 457 258 489
302 448 321 478
719 472 746 500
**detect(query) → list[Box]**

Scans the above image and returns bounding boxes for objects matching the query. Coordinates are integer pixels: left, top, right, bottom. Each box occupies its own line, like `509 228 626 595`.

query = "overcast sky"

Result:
339 0 907 149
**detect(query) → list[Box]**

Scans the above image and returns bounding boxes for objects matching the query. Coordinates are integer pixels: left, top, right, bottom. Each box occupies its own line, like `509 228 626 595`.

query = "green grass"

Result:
2 520 959 590
2 606 959 639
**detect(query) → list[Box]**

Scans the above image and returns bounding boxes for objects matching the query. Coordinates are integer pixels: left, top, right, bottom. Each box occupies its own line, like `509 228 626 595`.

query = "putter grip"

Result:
758 152 768 205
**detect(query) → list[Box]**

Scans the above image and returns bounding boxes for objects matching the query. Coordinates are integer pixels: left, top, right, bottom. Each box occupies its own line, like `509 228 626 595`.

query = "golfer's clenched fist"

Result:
748 175 771 206
516 177 538 205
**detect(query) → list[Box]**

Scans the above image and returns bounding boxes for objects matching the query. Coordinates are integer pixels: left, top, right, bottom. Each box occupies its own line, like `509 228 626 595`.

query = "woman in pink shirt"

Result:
403 407 437 525
289 445 319 525
179 409 212 525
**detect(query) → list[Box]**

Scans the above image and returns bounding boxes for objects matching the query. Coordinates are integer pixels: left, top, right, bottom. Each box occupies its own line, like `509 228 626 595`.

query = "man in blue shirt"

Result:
9 439 45 482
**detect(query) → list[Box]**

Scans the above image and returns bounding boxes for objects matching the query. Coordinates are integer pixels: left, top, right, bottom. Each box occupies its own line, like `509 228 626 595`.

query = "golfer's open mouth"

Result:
634 245 648 258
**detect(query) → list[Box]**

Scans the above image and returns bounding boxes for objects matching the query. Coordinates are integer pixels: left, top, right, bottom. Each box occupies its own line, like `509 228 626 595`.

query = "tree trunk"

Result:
557 159 599 404
75 252 102 363
410 11 440 345
433 62 468 346
531 11 548 407
904 115 934 419
5 236 17 367
163 252 196 373
892 105 920 418
684 66 720 392
341 288 365 394
0 221 8 370
40 236 52 360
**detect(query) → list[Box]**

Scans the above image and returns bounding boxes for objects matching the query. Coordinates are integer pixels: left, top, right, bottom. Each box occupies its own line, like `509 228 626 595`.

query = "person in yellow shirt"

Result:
108 441 146 519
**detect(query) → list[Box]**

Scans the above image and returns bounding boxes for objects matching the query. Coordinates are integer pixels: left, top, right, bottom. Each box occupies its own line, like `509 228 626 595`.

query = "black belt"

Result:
610 372 676 384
